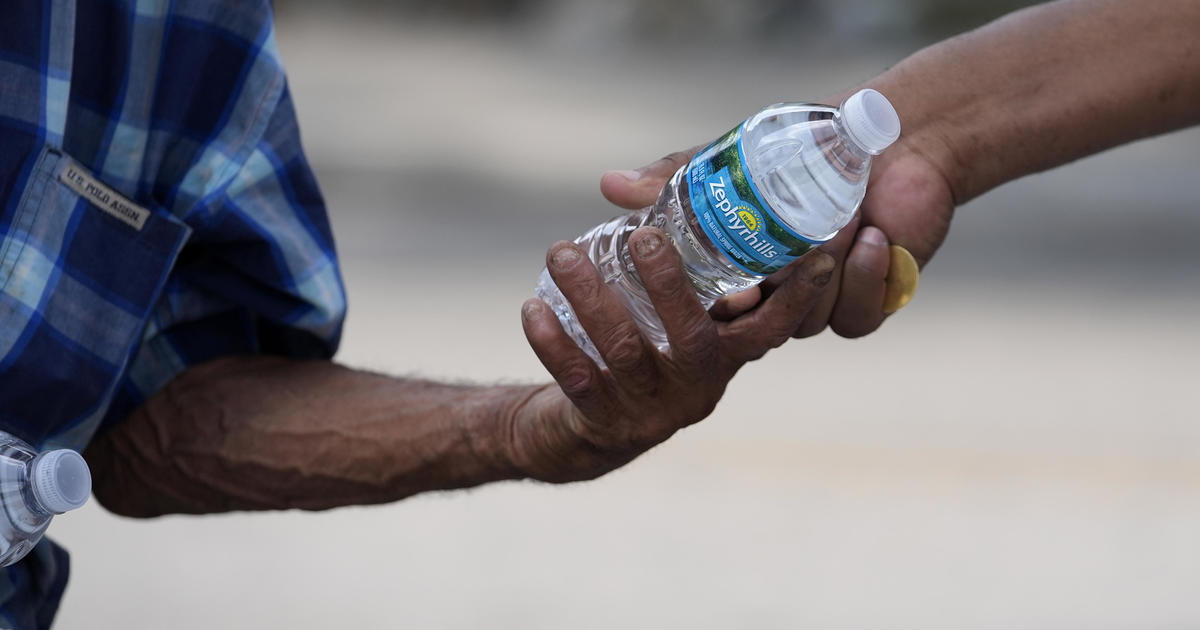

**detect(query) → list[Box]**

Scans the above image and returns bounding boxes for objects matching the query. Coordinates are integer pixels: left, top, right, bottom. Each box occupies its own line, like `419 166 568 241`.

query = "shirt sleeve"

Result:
101 83 348 433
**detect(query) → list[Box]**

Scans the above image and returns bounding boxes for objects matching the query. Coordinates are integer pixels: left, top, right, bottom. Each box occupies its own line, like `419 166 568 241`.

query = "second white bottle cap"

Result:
31 449 92 514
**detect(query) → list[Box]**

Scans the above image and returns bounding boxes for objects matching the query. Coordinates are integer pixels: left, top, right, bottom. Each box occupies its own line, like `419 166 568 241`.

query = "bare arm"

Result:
84 357 537 516
84 352 549 516
873 0 1200 203
86 229 834 518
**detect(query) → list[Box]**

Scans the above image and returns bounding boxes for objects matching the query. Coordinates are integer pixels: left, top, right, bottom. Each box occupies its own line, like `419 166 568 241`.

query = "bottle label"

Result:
685 125 822 275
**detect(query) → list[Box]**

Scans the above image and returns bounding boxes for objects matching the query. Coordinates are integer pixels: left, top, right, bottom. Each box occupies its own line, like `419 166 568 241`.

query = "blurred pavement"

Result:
53 12 1200 630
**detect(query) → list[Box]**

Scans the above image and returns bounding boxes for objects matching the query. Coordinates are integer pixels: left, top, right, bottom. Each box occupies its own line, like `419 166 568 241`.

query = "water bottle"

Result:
0 432 92 566
535 88 901 364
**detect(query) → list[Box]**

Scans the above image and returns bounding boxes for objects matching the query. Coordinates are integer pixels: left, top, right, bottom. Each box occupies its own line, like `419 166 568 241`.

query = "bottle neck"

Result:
22 460 55 517
833 113 877 159
822 116 874 183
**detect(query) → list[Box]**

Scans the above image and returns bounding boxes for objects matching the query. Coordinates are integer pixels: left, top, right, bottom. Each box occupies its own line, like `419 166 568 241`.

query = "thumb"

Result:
600 147 702 210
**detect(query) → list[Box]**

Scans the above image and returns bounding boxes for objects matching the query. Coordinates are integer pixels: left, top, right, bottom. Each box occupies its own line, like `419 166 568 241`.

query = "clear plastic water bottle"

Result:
0 432 92 566
535 89 901 364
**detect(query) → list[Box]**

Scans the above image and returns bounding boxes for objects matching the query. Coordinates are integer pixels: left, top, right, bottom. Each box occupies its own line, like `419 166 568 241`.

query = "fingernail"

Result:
550 246 581 270
859 226 887 247
809 251 836 286
632 231 663 257
614 169 642 182
522 301 543 321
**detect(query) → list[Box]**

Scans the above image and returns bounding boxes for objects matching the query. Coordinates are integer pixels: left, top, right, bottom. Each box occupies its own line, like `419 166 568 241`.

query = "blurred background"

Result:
54 1 1199 628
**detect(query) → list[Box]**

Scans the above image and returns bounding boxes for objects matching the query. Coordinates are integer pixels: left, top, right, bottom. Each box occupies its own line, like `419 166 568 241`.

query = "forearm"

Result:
866 0 1200 203
85 356 545 517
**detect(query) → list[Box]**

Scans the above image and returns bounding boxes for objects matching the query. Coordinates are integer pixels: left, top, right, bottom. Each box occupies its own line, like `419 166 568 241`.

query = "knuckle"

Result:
564 276 605 310
723 313 791 364
556 361 597 399
673 317 717 359
754 312 797 349
598 323 648 371
642 263 686 299
764 326 794 350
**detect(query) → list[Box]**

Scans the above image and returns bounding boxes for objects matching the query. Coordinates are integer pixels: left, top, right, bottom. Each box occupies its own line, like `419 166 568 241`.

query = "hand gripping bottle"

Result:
0 432 92 566
535 89 901 364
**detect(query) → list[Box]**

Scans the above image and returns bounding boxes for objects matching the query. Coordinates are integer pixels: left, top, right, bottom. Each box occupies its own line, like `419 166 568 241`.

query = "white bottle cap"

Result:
841 89 901 154
31 449 92 514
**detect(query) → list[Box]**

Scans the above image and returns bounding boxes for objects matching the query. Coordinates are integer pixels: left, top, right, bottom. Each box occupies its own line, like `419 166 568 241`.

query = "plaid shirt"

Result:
0 1 346 626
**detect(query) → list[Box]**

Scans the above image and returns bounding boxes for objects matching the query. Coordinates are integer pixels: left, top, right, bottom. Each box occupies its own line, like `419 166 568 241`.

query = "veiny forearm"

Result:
866 0 1200 203
85 356 546 517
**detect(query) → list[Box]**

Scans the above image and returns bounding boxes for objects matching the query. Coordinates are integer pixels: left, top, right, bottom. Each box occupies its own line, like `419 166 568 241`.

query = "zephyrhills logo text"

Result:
707 175 778 259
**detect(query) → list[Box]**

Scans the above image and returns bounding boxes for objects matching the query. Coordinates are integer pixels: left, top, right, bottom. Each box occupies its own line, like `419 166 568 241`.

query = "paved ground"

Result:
52 13 1200 630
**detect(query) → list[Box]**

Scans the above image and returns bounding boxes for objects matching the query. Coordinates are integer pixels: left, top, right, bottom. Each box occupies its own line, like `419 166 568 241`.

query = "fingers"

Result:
521 299 615 422
627 227 717 370
791 215 861 338
828 226 890 338
544 241 660 392
708 287 762 322
600 147 702 210
722 250 835 364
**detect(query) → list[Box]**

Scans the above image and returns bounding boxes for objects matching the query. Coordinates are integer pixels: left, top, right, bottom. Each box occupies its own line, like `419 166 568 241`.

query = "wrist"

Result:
501 384 581 483
858 65 974 205
824 67 971 207
502 384 629 484
459 384 549 484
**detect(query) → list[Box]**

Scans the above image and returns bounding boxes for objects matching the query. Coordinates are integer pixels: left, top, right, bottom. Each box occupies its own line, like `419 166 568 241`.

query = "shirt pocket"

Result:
0 145 191 449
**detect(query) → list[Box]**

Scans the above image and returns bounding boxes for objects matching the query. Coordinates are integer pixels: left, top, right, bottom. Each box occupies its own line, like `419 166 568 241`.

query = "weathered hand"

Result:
514 227 834 483
600 137 954 338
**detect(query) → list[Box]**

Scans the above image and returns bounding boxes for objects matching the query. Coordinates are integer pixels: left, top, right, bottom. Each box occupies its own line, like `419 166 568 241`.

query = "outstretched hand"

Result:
600 137 954 338
515 227 834 483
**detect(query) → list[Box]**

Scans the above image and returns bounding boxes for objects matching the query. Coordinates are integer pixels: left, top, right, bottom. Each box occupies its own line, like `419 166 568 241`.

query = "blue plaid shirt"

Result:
0 1 346 626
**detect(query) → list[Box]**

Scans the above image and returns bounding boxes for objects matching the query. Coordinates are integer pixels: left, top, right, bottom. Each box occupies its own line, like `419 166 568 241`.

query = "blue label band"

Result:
686 124 822 275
